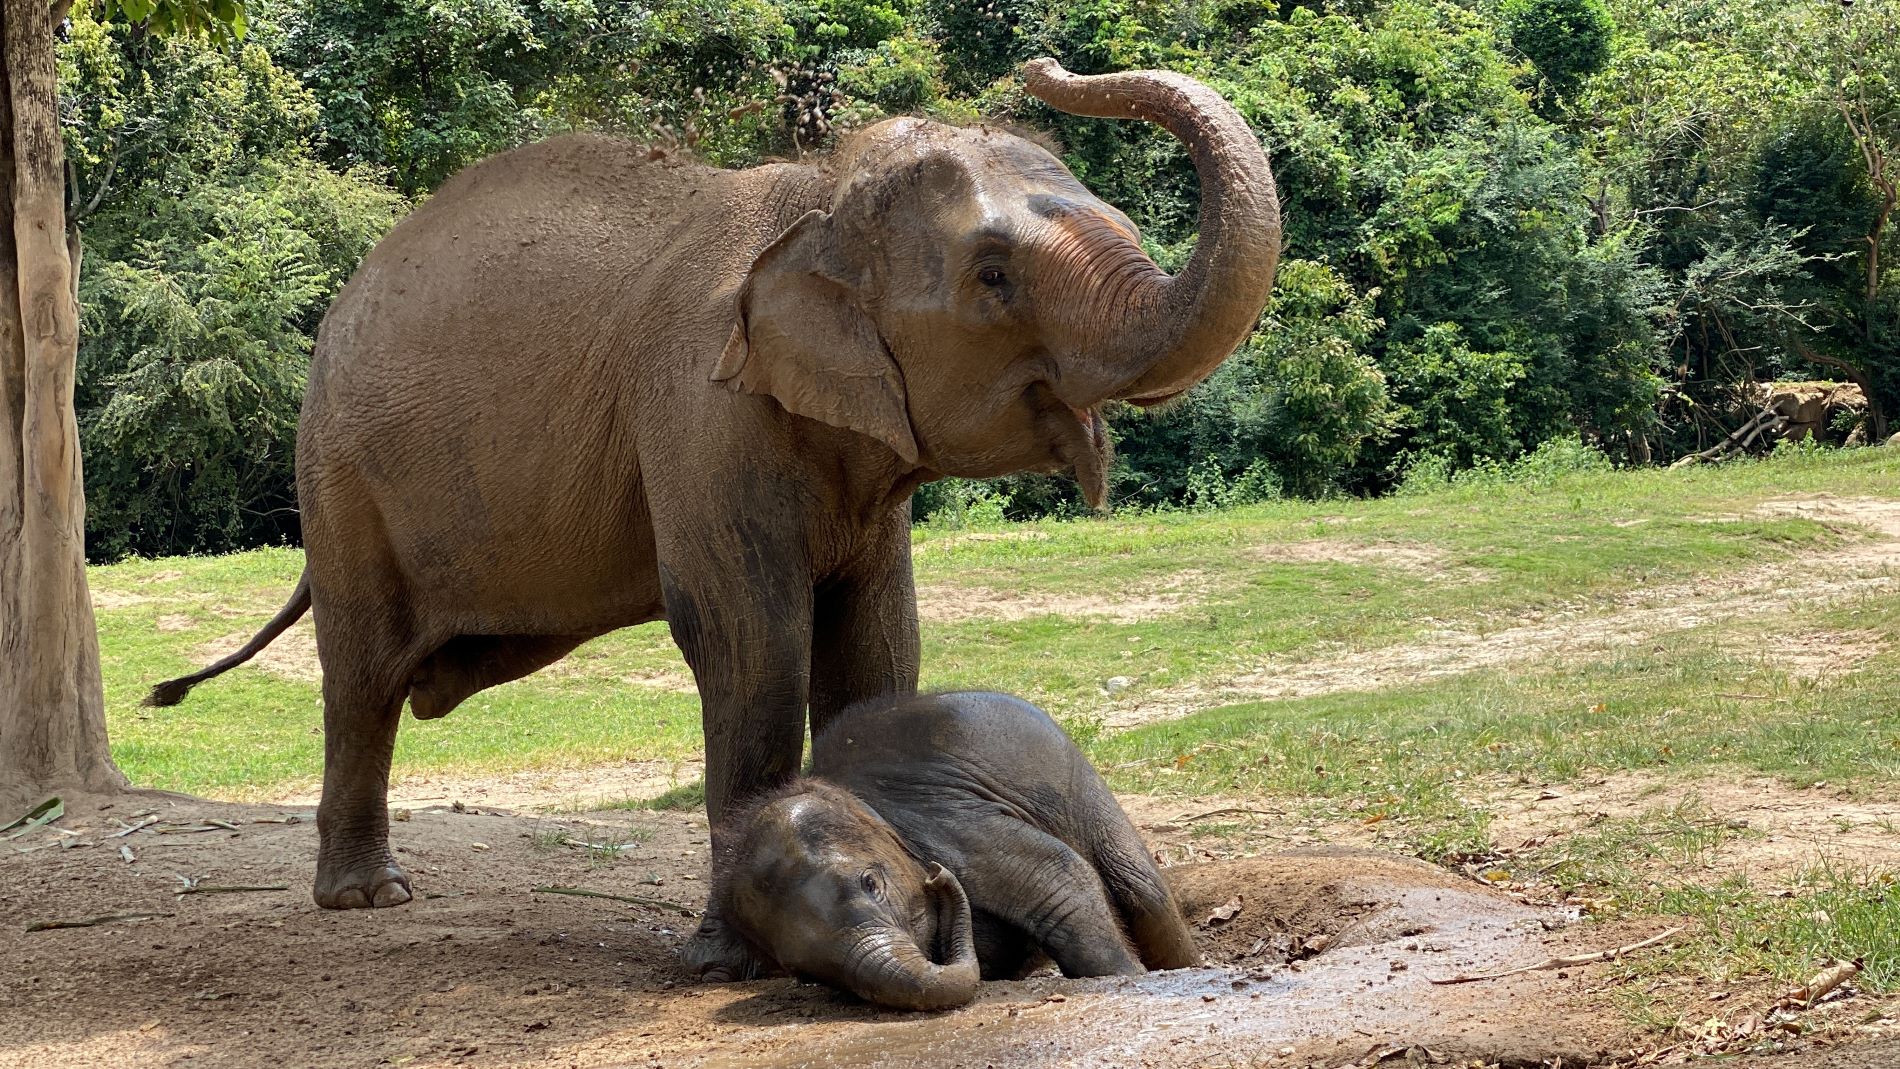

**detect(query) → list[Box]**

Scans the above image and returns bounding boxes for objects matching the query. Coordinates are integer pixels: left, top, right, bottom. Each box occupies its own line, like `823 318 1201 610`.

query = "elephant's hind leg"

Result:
971 823 1145 979
312 595 430 910
1091 820 1202 970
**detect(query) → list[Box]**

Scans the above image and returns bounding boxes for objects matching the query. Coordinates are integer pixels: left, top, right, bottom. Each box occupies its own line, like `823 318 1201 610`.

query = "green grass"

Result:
96 445 1900 799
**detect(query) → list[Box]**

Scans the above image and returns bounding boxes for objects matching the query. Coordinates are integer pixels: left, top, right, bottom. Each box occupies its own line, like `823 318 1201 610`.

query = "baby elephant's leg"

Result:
970 824 1144 979
1091 819 1202 970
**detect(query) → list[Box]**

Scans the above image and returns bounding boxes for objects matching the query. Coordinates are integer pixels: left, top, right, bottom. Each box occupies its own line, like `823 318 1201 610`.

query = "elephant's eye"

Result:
977 267 1008 288
859 870 883 898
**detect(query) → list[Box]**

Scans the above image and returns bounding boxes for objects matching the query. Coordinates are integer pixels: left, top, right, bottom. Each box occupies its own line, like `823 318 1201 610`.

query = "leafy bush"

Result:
1396 433 1612 495
1499 0 1613 96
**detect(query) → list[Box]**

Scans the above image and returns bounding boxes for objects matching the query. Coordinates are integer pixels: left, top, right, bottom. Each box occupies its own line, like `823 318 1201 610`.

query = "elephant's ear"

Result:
712 209 920 465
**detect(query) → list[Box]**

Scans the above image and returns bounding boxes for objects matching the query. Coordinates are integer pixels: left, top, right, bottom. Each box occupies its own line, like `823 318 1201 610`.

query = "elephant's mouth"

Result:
1061 402 1114 511
1123 388 1188 410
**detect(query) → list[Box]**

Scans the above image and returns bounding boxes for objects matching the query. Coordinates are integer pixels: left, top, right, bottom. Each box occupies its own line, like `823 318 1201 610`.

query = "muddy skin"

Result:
689 691 1200 1009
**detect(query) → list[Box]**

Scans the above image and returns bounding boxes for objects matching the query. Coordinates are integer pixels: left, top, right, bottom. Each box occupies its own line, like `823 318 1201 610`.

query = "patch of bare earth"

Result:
917 570 1212 625
2 795 1657 1069
270 760 708 814
1480 771 1900 885
196 619 322 684
1104 495 1900 729
1246 538 1486 582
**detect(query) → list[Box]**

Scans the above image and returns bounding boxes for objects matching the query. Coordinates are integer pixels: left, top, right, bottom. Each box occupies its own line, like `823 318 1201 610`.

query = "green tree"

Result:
2 0 249 810
61 9 404 559
1499 0 1612 99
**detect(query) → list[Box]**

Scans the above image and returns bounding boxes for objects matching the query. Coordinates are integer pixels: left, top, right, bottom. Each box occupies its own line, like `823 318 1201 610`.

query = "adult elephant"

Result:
147 59 1281 918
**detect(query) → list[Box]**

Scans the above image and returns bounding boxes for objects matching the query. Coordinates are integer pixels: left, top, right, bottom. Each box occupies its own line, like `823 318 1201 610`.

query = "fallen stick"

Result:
26 911 174 932
560 836 641 853
1175 807 1281 824
1773 959 1861 1010
1428 926 1683 984
106 816 160 838
532 885 699 917
175 884 289 896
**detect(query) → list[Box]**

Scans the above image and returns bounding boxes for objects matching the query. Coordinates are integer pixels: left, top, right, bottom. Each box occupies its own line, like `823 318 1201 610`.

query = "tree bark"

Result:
0 0 124 807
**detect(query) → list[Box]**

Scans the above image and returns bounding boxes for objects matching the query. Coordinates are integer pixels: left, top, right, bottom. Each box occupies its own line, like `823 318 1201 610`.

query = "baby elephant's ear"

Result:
712 210 920 465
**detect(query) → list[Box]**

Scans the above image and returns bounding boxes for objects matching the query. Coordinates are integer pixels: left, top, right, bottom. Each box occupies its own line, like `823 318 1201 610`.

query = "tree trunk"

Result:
0 0 124 807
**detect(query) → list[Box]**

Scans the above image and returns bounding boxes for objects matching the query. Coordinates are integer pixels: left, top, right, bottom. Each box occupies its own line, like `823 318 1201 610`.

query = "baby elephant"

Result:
685 690 1199 1010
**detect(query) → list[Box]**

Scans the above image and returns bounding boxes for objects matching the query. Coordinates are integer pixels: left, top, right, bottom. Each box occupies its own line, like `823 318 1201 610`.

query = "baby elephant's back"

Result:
811 691 1116 833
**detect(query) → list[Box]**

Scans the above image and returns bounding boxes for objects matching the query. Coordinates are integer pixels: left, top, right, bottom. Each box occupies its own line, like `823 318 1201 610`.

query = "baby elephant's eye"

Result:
859 870 882 897
977 267 1008 288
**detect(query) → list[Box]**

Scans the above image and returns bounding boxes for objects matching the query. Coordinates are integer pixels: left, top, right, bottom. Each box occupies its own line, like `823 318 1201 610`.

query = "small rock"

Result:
1104 676 1134 694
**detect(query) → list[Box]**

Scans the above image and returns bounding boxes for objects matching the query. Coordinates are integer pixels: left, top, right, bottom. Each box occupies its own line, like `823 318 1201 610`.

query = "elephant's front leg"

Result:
809 504 921 737
658 557 815 827
658 541 815 981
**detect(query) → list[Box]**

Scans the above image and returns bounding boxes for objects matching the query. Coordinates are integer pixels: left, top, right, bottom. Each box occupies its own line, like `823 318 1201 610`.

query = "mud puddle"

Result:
687 850 1631 1069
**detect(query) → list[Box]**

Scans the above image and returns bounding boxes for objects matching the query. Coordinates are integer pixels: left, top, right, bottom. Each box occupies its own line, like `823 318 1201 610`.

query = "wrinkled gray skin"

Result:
142 60 1280 938
690 691 1200 1010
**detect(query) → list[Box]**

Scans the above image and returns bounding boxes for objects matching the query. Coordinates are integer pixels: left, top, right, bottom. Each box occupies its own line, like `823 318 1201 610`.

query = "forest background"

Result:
62 0 1900 560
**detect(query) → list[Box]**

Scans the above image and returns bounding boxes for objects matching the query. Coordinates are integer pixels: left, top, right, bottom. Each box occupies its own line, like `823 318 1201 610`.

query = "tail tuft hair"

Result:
143 678 195 708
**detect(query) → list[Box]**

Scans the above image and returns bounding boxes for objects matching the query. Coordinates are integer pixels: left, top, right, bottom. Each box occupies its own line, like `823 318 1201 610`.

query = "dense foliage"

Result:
60 0 1900 554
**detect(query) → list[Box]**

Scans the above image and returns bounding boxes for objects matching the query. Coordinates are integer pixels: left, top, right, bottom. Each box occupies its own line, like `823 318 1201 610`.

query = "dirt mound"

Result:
1166 848 1515 964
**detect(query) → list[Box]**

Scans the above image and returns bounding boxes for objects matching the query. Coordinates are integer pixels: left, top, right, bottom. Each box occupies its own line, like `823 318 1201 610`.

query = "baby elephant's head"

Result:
719 780 978 1011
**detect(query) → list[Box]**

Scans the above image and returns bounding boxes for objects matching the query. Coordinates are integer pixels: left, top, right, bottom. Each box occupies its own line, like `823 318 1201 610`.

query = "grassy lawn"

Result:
92 444 1900 1012
96 445 1898 798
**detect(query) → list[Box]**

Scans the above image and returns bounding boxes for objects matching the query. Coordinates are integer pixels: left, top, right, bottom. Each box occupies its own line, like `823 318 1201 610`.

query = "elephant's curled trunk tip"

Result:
847 862 980 1011
1020 56 1281 405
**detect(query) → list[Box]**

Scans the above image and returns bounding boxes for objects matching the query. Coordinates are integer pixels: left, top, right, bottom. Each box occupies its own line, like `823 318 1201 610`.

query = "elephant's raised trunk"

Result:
840 864 979 1011
1023 58 1281 406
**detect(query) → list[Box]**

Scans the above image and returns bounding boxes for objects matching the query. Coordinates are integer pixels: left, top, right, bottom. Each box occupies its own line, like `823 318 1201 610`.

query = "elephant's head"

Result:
705 780 979 1011
714 59 1281 507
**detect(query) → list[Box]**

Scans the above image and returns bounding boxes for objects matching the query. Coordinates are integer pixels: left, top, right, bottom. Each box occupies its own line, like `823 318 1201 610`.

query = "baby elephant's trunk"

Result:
843 864 979 1011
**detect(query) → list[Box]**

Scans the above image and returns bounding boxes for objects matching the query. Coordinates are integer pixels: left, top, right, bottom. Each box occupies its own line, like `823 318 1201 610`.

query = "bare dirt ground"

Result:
3 788 1891 1069
1102 496 1900 729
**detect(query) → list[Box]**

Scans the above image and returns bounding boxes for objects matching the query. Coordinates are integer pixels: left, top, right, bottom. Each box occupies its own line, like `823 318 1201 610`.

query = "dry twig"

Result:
532 885 699 916
175 884 289 897
1428 926 1682 984
26 911 173 932
106 816 159 838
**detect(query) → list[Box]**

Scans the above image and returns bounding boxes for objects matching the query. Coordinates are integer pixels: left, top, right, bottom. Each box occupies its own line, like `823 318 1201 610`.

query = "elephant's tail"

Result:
144 571 313 707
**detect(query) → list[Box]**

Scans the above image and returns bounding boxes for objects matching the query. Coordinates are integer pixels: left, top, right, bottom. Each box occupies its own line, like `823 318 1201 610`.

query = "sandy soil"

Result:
1101 496 1900 729
4 789 1891 1069
915 570 1214 625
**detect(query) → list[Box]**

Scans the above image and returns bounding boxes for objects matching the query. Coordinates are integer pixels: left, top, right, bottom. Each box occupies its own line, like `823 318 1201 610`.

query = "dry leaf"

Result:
1203 895 1243 926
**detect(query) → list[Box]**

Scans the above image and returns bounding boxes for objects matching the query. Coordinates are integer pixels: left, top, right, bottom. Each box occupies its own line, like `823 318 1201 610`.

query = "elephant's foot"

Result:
314 853 413 909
